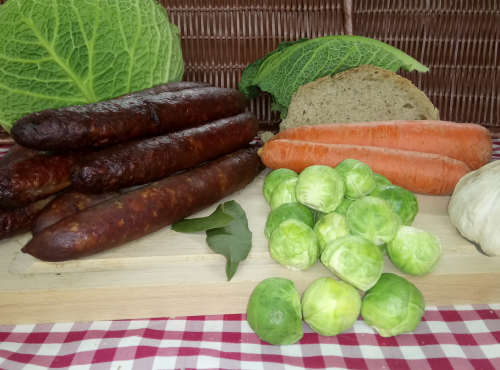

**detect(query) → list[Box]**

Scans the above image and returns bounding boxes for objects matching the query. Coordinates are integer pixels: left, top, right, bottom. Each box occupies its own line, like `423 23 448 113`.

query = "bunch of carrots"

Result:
258 120 492 195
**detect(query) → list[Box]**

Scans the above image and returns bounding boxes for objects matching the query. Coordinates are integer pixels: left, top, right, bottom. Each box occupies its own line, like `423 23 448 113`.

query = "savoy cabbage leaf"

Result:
239 35 429 117
0 0 184 131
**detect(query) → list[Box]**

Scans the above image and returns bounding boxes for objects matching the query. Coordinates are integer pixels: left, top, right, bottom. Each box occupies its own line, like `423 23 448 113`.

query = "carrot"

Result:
260 139 471 195
271 120 491 170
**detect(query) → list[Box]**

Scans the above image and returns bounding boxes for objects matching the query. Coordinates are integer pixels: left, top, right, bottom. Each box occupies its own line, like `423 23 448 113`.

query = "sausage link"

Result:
31 190 121 235
115 81 211 100
70 112 259 193
0 150 90 209
12 87 248 151
0 196 55 240
22 146 265 261
0 145 39 169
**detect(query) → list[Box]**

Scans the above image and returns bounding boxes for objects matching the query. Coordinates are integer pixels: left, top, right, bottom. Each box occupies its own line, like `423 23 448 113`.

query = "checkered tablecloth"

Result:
0 140 499 370
0 306 499 370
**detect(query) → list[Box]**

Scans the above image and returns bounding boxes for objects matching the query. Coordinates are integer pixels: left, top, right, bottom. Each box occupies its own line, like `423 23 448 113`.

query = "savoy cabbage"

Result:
0 0 184 131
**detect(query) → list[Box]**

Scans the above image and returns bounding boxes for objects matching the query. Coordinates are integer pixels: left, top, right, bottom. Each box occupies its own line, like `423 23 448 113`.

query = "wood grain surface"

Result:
0 169 499 325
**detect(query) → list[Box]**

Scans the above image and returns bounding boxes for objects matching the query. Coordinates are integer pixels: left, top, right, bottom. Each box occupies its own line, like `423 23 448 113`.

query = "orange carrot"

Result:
260 139 471 195
271 120 491 170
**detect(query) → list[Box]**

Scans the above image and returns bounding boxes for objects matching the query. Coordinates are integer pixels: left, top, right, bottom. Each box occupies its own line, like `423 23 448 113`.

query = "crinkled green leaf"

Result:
206 200 252 281
238 38 308 99
171 204 235 233
0 0 184 131
239 35 429 117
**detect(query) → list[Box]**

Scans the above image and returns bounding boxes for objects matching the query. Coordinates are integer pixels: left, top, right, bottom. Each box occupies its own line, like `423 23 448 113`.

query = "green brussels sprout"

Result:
370 185 419 226
269 219 320 271
313 212 349 253
373 173 392 187
346 196 402 245
247 278 304 345
334 198 354 216
301 277 361 336
335 159 377 200
314 210 328 223
270 177 299 210
361 273 425 337
321 235 384 291
265 203 315 240
378 243 387 256
263 169 298 203
387 226 443 276
295 165 345 213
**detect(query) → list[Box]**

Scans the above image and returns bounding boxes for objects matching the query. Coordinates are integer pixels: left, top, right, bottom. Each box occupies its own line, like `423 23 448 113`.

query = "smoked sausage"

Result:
31 190 120 235
0 150 90 209
0 196 55 240
12 87 248 151
70 112 259 193
0 145 39 169
22 146 265 261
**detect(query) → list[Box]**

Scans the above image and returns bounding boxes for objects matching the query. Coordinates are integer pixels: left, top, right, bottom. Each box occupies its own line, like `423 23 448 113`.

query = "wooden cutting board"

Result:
0 169 499 325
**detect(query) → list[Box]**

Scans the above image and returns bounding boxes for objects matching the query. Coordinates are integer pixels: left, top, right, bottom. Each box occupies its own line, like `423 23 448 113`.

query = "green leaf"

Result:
238 38 308 99
171 204 235 233
0 0 184 131
206 200 252 281
240 35 429 117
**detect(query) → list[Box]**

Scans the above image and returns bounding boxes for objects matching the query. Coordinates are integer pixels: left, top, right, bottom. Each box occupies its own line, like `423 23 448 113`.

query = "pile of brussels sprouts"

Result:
247 160 444 345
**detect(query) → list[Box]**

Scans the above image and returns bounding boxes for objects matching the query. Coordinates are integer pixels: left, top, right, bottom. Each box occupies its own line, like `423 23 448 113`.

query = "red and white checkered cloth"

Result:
0 305 499 370
0 140 499 369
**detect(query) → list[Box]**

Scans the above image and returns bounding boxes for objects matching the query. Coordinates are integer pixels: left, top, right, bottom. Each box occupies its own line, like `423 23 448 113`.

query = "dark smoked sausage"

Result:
12 87 248 151
22 146 265 261
0 150 90 209
0 145 39 169
115 81 210 100
70 112 259 193
31 190 121 235
0 195 55 240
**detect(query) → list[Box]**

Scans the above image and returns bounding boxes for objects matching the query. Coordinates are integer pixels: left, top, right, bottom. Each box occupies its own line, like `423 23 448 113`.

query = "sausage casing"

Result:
0 150 90 209
22 146 265 261
12 87 248 151
0 196 55 240
31 190 121 235
0 145 39 169
70 112 259 193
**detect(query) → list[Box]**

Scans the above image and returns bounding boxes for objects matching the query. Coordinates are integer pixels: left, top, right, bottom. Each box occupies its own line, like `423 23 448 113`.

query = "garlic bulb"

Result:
448 160 500 256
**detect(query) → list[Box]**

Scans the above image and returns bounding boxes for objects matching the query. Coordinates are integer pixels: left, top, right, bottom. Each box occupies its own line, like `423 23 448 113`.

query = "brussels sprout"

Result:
370 185 419 226
334 198 354 216
295 165 345 213
263 169 298 203
314 210 328 223
361 273 425 337
301 277 361 336
378 243 387 256
335 159 377 200
269 219 320 271
247 278 304 345
313 212 349 253
346 196 402 245
321 235 384 291
387 226 443 276
270 177 299 210
373 173 392 187
265 203 315 240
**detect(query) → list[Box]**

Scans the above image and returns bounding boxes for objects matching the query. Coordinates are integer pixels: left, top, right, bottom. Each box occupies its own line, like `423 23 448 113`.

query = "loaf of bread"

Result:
279 65 439 132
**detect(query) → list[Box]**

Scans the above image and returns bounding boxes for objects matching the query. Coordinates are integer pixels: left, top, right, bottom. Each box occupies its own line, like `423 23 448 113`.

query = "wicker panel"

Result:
353 0 500 128
161 0 346 132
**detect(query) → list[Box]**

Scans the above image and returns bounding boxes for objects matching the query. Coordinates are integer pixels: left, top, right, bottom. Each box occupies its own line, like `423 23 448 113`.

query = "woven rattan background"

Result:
0 0 498 133
161 0 347 132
